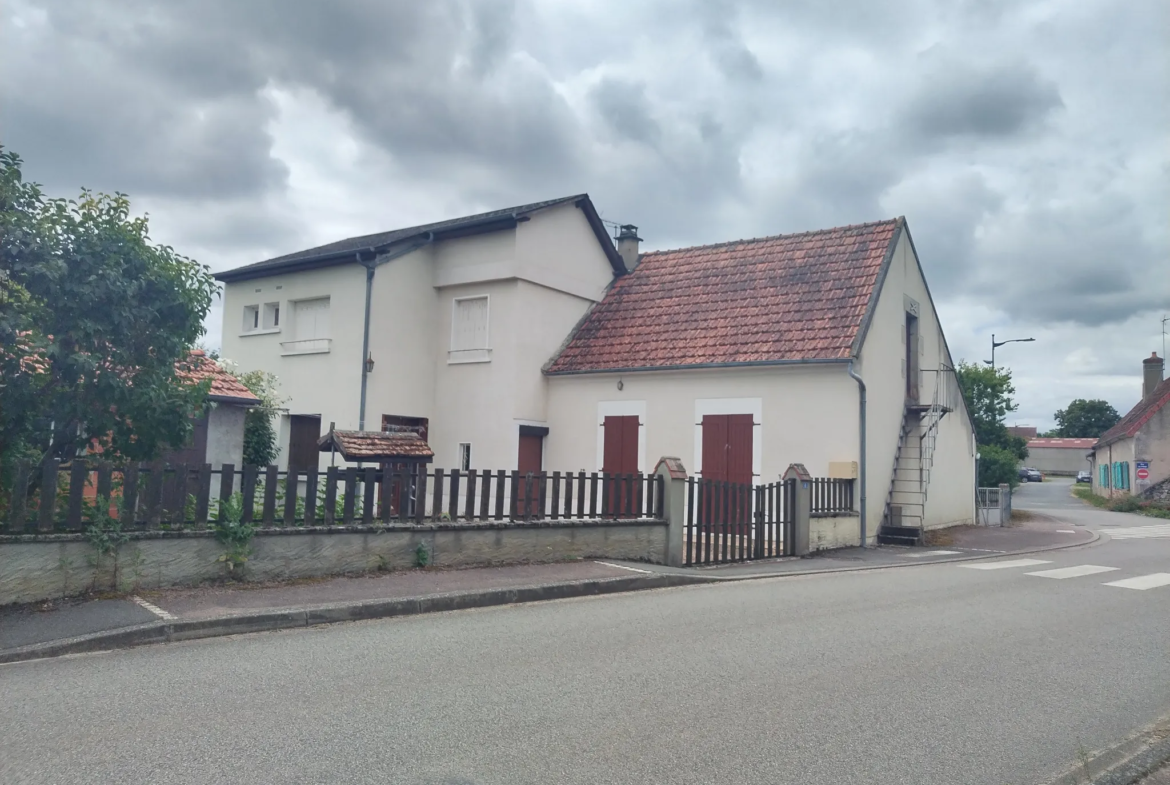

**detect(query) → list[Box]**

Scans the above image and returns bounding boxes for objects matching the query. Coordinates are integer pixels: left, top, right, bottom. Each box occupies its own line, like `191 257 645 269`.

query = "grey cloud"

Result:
590 78 661 145
903 60 1063 139
697 0 763 82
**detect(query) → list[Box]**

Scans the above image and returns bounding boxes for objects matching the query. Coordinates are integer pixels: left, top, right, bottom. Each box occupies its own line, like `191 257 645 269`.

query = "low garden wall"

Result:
0 519 668 606
809 514 861 551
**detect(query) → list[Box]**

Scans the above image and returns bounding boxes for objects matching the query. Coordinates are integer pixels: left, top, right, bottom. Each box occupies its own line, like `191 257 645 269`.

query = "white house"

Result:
215 197 976 546
1090 353 1169 500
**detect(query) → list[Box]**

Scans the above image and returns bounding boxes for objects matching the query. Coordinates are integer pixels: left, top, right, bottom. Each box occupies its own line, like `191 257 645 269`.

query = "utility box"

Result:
828 461 858 479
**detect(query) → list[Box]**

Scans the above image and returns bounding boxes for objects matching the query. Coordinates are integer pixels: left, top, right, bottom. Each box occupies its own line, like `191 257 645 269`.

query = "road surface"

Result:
2 487 1169 784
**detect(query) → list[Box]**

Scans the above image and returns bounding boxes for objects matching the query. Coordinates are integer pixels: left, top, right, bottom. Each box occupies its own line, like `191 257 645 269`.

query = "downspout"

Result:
357 233 436 432
848 360 868 547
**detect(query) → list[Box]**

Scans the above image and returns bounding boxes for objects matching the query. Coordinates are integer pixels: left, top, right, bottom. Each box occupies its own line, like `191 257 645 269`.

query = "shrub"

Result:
977 444 1020 489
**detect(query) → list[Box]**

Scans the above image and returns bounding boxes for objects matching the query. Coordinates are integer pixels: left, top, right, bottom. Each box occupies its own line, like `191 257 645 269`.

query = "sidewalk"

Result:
0 513 1095 664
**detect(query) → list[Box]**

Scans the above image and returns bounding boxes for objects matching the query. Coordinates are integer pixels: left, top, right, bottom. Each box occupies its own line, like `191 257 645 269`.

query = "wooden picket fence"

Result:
0 460 665 533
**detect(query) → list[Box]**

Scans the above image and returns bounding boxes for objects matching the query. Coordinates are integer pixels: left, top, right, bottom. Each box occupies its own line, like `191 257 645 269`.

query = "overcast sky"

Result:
3 0 1167 430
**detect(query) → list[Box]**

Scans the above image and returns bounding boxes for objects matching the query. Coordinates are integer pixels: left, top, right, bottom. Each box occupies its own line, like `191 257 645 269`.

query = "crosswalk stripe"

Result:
960 558 1052 571
1025 565 1119 579
1103 524 1170 540
903 550 961 558
1103 573 1170 590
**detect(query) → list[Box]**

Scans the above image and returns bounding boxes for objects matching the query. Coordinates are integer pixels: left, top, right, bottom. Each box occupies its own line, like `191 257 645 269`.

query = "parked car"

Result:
1025 468 1043 482
1076 470 1091 483
1018 467 1030 481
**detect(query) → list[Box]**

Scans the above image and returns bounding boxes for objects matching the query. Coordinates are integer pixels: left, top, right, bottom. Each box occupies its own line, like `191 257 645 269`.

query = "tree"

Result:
977 444 1020 488
954 361 1028 461
0 148 218 476
1053 399 1121 438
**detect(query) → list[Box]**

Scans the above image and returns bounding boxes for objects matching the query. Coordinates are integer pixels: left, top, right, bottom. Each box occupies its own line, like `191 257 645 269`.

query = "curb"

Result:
0 525 1103 665
1043 714 1170 785
0 572 716 665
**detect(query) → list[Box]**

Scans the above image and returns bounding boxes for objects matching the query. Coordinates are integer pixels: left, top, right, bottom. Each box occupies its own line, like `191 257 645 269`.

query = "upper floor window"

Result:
281 297 331 355
450 295 490 363
263 302 280 330
242 302 280 335
242 304 260 333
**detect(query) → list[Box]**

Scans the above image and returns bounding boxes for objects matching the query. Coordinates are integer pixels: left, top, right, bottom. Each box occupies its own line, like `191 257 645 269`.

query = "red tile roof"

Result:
176 351 260 405
1027 438 1098 450
1098 376 1170 447
545 218 901 373
318 429 435 462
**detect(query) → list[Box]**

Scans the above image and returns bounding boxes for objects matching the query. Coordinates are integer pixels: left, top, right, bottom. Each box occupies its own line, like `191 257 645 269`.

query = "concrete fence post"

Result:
654 457 689 567
782 463 812 556
999 483 1011 525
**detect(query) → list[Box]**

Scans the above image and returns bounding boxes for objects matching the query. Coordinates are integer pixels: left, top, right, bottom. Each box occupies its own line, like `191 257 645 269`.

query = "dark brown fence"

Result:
810 478 854 514
684 477 795 566
0 461 665 533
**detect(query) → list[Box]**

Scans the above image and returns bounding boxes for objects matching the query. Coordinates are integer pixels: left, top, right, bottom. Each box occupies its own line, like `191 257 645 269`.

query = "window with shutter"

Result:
450 296 490 363
282 297 331 354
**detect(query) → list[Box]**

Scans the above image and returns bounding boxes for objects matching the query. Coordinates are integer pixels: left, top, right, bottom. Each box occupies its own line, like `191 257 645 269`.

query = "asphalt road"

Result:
3 494 1169 784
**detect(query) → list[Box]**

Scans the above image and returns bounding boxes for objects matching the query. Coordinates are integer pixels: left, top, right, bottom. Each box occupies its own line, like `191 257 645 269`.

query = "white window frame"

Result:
449 295 491 364
458 442 472 471
596 400 647 473
693 397 762 480
262 301 281 331
281 296 332 355
241 302 281 337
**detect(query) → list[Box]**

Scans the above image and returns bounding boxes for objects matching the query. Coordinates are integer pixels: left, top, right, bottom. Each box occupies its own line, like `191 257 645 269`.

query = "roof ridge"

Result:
638 217 901 258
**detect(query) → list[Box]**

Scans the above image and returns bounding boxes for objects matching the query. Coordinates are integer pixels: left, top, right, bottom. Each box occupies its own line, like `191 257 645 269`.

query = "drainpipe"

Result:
357 233 435 432
848 360 868 548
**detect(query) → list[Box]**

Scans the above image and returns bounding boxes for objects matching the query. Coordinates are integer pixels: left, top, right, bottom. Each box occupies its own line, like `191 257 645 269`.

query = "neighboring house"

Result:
215 196 624 475
160 350 260 469
1090 353 1169 499
216 201 976 545
1007 426 1038 440
1024 438 1096 476
543 217 977 543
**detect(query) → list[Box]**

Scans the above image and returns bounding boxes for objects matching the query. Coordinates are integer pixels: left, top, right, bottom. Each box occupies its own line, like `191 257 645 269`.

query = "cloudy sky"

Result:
3 0 1167 430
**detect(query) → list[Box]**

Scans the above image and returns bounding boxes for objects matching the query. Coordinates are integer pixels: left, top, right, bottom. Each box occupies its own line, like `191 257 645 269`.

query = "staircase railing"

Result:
882 417 914 528
919 372 944 501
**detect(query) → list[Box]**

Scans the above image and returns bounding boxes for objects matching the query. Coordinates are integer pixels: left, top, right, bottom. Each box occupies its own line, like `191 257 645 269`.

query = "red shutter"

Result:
726 414 754 486
701 415 729 482
603 416 639 474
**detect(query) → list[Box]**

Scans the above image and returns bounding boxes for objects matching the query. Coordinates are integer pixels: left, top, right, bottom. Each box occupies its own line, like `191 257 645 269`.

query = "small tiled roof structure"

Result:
1097 376 1170 448
176 351 260 406
546 218 902 374
318 428 434 463
214 194 624 282
1007 426 1038 439
1027 438 1099 450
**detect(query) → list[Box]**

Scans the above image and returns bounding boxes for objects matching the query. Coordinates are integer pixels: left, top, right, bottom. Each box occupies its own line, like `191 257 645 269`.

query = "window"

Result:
450 295 490 363
458 443 472 471
242 304 260 333
282 297 331 355
263 302 280 330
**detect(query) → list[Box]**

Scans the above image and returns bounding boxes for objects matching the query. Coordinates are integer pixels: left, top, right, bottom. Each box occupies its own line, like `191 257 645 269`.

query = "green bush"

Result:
977 444 1020 489
1109 495 1142 513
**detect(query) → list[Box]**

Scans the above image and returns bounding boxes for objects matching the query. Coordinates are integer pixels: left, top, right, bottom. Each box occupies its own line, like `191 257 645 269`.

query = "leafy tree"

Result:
1053 399 1121 438
0 148 217 477
977 444 1021 488
954 361 1028 460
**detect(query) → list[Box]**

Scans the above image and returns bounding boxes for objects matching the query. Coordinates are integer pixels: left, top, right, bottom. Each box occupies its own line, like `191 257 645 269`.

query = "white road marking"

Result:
1025 565 1119 579
903 550 961 558
131 596 175 620
1102 524 1170 540
1056 529 1076 533
960 558 1052 571
594 561 653 574
1104 573 1170 591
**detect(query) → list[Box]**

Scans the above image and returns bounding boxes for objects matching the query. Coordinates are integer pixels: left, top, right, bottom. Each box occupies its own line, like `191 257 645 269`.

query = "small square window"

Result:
242 304 259 332
263 302 280 330
458 443 472 471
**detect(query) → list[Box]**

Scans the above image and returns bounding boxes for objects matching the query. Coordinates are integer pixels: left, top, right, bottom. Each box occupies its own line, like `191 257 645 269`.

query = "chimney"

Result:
1144 352 1165 399
617 224 642 271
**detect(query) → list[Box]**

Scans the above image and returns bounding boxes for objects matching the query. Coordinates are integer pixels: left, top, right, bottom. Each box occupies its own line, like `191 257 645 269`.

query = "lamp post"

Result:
985 334 1035 369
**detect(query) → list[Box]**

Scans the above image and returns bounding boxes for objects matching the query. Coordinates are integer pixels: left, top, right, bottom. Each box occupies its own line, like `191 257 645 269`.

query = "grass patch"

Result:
1072 485 1170 518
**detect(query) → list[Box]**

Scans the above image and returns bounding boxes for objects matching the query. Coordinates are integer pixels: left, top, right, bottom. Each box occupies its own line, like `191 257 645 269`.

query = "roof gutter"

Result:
847 359 868 548
544 357 851 377
358 234 435 431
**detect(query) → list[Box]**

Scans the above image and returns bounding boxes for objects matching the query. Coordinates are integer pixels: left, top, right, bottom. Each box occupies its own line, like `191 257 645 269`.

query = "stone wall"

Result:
0 520 668 607
809 514 860 551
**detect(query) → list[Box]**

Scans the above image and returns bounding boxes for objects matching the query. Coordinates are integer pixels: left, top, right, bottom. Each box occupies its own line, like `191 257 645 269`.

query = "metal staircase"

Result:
878 370 950 546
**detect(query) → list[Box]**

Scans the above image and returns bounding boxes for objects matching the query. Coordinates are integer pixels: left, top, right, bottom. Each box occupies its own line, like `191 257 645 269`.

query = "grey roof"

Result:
215 194 625 282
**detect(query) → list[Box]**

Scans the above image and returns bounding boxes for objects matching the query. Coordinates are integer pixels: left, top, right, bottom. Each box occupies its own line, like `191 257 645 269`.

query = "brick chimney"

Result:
1144 352 1164 400
617 224 642 272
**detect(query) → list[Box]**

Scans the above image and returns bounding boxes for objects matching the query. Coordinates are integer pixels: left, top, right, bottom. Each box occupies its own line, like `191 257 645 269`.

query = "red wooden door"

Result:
603 416 639 514
725 414 754 486
517 433 544 516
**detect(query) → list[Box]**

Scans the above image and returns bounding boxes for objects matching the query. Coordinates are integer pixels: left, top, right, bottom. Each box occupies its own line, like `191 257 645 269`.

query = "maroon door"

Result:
701 414 753 484
602 415 640 514
517 433 544 516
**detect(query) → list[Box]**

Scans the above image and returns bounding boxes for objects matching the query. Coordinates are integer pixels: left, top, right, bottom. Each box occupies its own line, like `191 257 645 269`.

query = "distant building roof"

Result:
1007 426 1038 439
176 351 260 406
1027 438 1099 450
318 428 434 463
546 218 902 373
214 195 624 282
1097 377 1170 448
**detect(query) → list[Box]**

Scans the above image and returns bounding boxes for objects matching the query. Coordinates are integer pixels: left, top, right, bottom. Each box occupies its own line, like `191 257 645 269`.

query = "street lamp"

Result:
984 334 1035 369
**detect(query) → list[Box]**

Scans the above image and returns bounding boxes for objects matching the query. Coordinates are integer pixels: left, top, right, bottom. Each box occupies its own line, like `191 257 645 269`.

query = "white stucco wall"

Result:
546 365 858 480
1027 447 1093 475
854 230 976 535
206 406 246 468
